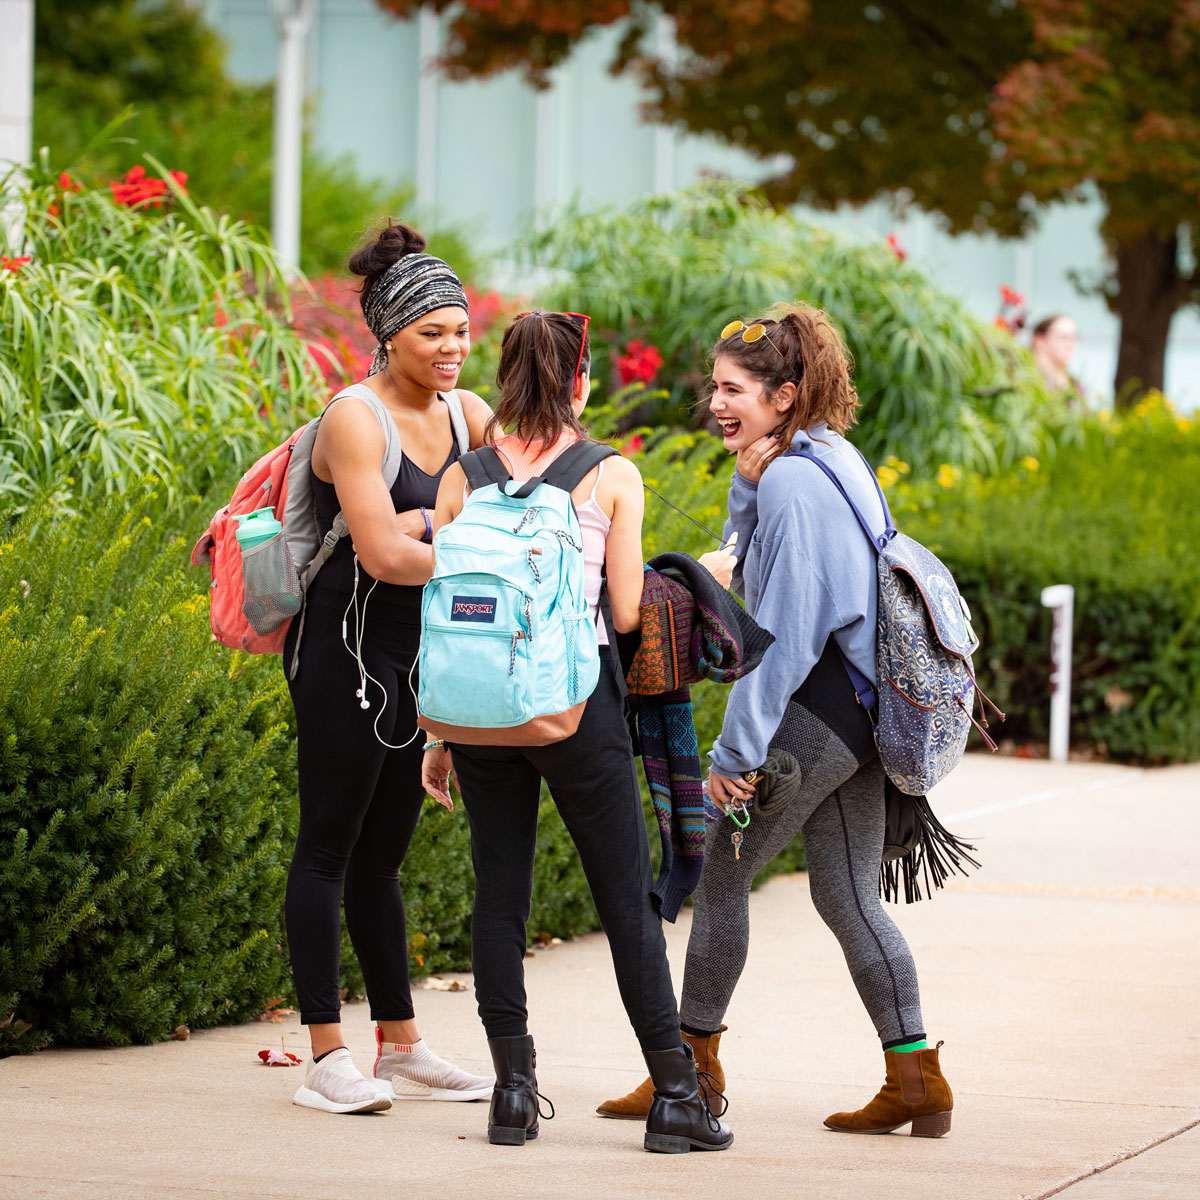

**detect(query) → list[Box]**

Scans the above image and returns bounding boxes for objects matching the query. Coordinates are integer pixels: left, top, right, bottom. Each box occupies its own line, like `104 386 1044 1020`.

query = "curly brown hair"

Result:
708 302 859 443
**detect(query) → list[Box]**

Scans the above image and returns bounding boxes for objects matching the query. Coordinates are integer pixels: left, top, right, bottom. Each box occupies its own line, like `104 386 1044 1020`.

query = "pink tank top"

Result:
491 432 612 645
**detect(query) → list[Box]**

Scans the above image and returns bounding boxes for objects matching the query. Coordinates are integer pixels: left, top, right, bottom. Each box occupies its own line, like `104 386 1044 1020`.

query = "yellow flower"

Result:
896 460 910 475
936 464 958 489
1021 456 1040 472
876 465 900 489
1177 417 1192 434
1097 409 1111 423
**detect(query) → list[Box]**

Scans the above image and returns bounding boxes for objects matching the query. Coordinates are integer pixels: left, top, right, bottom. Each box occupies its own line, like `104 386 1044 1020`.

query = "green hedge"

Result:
895 403 1200 762
631 399 1200 765
0 491 605 1052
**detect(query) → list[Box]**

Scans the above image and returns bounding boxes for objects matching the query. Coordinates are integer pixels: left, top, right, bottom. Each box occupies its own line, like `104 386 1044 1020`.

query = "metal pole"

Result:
271 0 315 276
1040 584 1075 762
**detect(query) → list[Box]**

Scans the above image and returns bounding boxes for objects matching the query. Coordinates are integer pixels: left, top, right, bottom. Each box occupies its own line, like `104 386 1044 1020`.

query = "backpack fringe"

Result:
880 796 981 904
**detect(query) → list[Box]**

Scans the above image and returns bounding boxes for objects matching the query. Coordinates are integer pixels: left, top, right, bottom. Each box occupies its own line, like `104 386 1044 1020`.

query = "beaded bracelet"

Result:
423 739 445 751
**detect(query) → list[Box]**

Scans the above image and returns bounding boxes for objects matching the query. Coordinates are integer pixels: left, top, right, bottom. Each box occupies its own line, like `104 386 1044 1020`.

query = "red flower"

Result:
999 284 1025 307
57 172 82 194
993 315 1015 333
886 232 907 262
615 339 663 385
620 434 644 457
1 256 31 274
47 204 60 217
108 165 187 208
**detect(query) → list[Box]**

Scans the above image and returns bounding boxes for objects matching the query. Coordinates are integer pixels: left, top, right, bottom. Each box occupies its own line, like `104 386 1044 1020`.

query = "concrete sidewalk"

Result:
3 755 1198 1199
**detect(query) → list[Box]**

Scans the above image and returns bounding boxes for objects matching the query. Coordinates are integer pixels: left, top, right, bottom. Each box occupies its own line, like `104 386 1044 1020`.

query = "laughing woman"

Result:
285 222 496 1114
600 303 954 1137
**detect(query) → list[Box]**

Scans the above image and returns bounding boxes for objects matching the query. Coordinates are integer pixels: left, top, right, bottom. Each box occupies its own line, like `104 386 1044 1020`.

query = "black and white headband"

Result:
363 253 469 376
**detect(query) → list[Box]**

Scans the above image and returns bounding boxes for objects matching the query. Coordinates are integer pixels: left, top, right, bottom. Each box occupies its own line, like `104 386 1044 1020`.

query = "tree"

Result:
376 0 1200 402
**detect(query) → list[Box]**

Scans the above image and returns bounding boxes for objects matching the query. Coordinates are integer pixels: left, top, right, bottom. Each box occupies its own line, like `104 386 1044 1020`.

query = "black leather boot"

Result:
486 1035 550 1146
643 1042 734 1153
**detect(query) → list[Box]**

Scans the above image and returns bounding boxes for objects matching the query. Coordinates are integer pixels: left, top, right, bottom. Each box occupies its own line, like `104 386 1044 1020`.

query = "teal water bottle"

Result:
235 507 282 549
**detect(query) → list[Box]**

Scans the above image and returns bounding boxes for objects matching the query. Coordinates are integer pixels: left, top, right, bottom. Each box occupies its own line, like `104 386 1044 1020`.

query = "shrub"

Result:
619 395 1200 765
520 181 1064 475
0 482 611 1051
0 158 328 508
894 398 1200 763
0 491 297 1054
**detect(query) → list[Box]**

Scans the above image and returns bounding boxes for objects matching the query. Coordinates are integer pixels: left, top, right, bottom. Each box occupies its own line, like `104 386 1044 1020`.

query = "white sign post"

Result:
271 0 316 277
1040 584 1075 763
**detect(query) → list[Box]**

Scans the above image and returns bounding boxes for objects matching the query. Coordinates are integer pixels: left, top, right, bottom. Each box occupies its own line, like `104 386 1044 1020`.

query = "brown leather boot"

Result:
824 1042 953 1137
596 1027 727 1120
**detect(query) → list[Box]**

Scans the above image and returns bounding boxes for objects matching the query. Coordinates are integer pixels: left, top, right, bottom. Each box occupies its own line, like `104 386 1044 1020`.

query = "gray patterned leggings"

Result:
680 703 926 1048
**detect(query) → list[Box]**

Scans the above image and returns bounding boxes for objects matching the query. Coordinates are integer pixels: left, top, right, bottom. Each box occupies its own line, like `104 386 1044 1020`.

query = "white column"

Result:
1040 584 1075 763
0 0 34 248
653 12 676 194
271 0 316 276
415 6 439 220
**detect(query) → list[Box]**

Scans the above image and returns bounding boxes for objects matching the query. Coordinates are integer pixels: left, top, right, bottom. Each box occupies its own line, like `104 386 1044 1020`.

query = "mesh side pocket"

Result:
241 533 302 635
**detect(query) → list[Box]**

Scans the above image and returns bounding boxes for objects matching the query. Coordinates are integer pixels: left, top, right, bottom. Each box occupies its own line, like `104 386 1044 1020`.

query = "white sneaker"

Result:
293 1047 393 1114
373 1030 494 1102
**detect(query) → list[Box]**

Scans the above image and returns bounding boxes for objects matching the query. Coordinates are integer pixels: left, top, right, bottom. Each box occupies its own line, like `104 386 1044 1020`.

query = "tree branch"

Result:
875 1 1001 92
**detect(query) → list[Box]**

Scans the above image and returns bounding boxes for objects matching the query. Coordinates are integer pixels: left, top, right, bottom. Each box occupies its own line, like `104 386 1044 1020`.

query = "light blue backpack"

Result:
418 440 616 745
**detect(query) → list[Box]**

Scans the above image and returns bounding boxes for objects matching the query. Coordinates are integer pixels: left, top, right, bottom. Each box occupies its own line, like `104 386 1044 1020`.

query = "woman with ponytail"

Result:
423 311 735 1154
285 221 496 1114
599 303 955 1138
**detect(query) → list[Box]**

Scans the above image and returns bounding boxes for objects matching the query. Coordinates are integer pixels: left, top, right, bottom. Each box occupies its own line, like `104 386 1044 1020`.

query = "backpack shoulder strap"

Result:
460 445 512 493
796 449 895 553
441 390 471 454
540 440 619 494
328 383 403 488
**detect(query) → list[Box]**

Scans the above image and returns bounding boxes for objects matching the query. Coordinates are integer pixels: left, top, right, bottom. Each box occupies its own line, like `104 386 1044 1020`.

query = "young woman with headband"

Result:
285 221 495 1114
423 310 736 1153
600 303 955 1137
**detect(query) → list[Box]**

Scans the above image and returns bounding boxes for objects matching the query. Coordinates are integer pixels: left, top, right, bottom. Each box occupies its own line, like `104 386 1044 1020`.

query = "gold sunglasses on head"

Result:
721 319 786 360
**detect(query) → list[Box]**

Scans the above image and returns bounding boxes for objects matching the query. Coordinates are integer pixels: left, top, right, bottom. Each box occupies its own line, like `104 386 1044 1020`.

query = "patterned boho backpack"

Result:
798 448 1004 796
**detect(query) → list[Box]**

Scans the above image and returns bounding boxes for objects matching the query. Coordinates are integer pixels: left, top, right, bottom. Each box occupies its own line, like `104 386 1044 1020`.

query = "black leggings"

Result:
450 659 682 1053
284 594 426 1025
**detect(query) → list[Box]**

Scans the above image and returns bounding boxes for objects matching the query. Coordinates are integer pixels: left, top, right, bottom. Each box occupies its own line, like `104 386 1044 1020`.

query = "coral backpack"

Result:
417 441 616 745
191 384 468 674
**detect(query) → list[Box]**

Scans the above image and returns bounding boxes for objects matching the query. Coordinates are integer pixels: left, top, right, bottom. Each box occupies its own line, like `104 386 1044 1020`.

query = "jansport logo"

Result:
451 595 497 623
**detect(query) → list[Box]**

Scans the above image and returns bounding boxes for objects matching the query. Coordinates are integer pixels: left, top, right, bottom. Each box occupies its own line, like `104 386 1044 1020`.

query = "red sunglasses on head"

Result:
516 310 591 382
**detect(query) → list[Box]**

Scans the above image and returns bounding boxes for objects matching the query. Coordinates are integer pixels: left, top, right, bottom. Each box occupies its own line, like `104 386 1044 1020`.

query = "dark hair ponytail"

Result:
347 220 427 315
489 312 592 449
708 301 859 442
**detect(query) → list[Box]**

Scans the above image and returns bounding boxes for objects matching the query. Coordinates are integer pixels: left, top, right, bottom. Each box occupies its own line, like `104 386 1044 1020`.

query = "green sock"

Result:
890 1038 928 1054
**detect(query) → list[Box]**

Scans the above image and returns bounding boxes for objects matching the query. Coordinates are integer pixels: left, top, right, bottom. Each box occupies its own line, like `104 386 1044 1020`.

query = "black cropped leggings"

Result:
450 658 683 1054
283 595 426 1025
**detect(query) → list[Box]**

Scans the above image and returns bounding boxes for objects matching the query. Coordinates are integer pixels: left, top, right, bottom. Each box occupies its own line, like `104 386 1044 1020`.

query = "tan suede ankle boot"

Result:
596 1027 727 1120
824 1042 953 1136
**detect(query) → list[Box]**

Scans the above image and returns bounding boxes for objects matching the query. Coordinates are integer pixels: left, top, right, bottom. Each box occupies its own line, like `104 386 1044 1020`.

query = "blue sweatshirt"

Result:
708 424 887 777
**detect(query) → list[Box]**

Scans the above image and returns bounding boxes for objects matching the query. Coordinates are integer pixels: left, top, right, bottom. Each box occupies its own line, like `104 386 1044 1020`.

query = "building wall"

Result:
202 0 1200 408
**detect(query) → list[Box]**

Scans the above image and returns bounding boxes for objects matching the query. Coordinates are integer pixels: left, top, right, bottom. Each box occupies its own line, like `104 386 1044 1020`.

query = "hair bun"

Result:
348 220 428 303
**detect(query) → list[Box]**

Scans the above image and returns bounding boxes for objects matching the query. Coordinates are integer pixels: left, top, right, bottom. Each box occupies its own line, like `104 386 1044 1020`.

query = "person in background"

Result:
1032 314 1085 404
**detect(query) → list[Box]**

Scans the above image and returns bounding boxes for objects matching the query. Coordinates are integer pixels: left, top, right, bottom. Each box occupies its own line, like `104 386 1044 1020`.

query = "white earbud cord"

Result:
341 555 423 751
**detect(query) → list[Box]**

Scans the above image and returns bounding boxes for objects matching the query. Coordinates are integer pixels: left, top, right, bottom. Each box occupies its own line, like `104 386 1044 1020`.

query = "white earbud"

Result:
360 697 370 710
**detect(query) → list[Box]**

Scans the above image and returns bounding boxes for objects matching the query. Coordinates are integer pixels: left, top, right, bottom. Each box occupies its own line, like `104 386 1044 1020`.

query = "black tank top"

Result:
306 409 462 616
